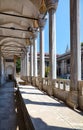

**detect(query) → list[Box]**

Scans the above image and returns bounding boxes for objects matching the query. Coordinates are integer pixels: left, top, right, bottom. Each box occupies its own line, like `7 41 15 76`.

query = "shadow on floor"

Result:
21 94 66 107
31 116 74 130
21 91 44 95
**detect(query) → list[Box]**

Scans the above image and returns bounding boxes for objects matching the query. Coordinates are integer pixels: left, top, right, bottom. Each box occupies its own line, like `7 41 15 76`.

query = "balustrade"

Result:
20 76 83 110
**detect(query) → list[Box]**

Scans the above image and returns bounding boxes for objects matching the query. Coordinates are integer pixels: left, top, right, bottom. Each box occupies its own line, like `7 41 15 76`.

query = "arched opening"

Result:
6 65 14 80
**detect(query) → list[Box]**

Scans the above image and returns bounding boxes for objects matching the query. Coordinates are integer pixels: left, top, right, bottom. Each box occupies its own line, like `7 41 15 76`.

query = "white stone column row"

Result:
20 39 38 78
20 48 30 77
24 0 58 80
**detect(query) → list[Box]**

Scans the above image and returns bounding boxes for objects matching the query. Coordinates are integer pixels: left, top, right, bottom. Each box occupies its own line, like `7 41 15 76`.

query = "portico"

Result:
0 0 83 119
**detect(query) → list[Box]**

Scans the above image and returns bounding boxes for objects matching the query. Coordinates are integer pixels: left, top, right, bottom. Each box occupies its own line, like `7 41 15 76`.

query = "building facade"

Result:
57 46 83 79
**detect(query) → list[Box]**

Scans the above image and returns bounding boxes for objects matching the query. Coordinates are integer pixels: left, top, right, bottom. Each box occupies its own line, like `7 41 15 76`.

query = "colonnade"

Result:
20 0 82 109
0 0 80 92
0 0 82 109
21 0 81 90
21 0 58 80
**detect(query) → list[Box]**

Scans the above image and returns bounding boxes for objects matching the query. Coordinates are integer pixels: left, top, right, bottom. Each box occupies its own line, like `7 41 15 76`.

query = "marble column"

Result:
23 57 25 76
30 44 33 76
70 0 81 90
21 58 23 76
45 0 58 79
38 19 46 78
0 46 1 86
14 56 16 79
24 54 27 76
20 58 22 77
26 47 29 76
33 39 38 77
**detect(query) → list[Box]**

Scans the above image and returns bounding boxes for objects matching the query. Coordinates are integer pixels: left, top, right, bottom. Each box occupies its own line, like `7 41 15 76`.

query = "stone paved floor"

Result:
0 81 26 130
18 81 83 130
0 82 17 130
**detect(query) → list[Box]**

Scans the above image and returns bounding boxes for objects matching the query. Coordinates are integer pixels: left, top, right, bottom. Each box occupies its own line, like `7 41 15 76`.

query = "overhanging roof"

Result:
0 0 47 58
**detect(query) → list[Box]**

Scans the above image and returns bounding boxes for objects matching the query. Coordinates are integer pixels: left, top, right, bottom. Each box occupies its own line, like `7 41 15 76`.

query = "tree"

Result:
45 66 50 77
81 42 83 46
16 58 21 73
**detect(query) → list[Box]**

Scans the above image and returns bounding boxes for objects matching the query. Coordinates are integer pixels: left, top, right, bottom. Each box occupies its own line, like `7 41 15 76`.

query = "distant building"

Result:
57 46 83 79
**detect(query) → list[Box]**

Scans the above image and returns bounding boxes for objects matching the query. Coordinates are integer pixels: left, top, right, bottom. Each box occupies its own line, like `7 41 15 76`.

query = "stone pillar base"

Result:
47 85 53 96
66 91 78 109
53 88 69 102
79 96 83 110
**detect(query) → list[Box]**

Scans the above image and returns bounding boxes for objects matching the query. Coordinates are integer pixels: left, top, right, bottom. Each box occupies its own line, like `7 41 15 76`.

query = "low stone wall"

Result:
20 76 83 110
16 89 35 130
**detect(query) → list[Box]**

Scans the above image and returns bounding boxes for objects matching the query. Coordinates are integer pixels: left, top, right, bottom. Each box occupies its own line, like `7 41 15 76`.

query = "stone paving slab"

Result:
19 84 83 130
0 82 17 130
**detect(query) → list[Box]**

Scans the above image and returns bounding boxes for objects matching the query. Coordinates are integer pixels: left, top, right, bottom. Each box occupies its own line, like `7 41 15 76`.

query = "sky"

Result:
38 0 83 55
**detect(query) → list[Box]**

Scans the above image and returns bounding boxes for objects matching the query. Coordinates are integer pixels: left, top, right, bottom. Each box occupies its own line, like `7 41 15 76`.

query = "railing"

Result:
35 77 70 102
53 79 70 102
20 76 83 110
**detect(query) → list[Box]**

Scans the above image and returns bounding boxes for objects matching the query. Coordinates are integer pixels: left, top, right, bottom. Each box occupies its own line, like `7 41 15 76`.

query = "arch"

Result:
0 38 26 47
6 65 14 80
0 38 27 58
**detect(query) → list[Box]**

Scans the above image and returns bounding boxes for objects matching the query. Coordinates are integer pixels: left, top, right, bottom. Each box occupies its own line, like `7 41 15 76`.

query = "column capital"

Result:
32 32 38 39
38 18 47 29
45 0 58 12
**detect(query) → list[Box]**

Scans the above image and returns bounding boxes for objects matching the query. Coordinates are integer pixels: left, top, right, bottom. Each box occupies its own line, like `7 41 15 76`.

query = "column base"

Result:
47 80 53 96
78 96 83 110
66 91 78 109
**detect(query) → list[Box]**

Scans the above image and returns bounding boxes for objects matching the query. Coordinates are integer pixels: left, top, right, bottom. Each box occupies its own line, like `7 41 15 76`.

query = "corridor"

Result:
0 81 26 130
0 80 83 130
0 0 83 129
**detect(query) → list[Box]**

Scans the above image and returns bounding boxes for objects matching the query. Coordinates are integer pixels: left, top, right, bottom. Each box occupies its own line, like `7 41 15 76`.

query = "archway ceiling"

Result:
0 0 46 58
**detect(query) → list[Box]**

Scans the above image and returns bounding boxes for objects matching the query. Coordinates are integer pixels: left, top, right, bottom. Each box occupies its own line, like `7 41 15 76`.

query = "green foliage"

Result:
81 42 83 46
45 67 50 77
16 58 21 73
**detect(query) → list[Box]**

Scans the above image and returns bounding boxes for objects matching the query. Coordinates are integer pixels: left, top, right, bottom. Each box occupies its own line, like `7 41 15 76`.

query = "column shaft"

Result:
70 0 81 90
21 59 23 76
25 54 27 76
20 58 22 76
49 9 56 79
14 56 16 78
26 50 29 76
30 45 33 76
23 57 25 76
40 28 45 78
33 39 38 77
